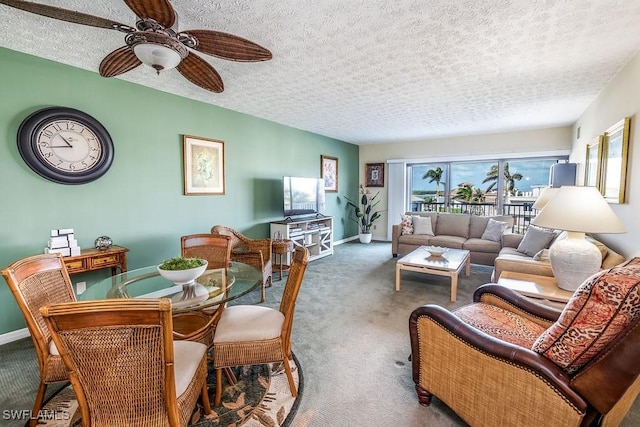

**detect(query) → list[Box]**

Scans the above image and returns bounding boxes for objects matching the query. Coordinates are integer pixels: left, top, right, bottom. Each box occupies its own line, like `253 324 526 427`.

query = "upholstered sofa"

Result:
491 231 625 282
391 212 515 266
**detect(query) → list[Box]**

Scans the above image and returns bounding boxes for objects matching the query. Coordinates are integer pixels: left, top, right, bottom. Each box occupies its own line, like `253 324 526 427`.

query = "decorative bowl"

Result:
157 260 208 286
426 246 447 257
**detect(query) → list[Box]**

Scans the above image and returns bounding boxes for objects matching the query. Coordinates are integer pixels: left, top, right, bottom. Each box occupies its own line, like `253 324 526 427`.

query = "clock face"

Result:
36 119 103 173
17 107 114 184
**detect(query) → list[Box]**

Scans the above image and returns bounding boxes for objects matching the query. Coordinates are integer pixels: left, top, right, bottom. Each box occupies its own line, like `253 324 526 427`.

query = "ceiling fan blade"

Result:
99 46 141 78
182 30 272 62
177 52 224 93
123 0 175 29
0 0 130 31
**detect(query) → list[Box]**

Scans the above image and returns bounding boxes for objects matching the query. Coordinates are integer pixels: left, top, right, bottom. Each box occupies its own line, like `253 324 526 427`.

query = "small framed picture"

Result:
183 135 225 195
365 163 384 187
321 155 338 192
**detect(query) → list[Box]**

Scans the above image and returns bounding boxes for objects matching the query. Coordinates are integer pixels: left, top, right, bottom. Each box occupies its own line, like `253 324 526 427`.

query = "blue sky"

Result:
412 160 558 194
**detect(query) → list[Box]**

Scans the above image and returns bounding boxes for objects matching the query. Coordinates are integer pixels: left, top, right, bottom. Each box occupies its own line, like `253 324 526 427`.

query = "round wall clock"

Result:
17 107 114 185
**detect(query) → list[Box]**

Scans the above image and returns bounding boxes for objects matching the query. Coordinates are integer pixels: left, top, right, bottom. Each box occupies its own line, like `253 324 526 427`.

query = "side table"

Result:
271 239 294 281
63 245 129 276
497 271 573 308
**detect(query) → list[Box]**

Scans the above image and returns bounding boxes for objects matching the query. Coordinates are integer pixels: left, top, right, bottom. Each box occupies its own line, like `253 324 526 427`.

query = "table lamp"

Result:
532 187 560 210
531 186 626 291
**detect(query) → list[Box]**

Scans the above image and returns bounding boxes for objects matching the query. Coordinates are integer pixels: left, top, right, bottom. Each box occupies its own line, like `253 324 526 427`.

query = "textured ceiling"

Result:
2 0 640 145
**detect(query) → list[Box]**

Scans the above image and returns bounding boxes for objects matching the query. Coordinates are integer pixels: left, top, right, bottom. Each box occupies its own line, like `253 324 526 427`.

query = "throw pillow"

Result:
533 249 550 262
532 257 640 373
400 214 414 235
412 216 434 236
516 225 557 257
480 218 510 242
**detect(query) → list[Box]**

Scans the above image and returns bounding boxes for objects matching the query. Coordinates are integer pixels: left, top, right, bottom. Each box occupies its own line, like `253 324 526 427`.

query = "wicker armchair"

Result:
2 253 75 427
410 258 640 427
40 299 212 426
172 233 233 347
211 225 272 302
212 246 309 406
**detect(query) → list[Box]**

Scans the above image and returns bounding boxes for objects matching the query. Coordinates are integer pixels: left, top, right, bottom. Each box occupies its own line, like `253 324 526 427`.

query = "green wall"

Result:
0 47 359 335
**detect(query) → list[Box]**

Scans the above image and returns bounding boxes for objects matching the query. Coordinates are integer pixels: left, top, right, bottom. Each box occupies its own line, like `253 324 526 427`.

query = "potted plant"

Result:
345 184 382 243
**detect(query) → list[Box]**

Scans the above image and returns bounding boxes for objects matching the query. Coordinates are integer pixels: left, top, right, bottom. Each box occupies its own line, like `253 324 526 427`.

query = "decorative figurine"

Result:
94 236 113 251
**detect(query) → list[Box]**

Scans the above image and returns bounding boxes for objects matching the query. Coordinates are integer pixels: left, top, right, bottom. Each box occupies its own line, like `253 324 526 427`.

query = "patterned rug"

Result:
40 354 302 427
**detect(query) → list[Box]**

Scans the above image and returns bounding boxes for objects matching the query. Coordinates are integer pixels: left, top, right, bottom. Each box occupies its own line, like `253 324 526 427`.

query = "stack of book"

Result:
44 228 80 257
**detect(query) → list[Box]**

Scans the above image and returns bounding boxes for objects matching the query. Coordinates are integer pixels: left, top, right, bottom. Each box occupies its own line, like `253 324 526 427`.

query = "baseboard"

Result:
333 236 359 245
0 327 30 345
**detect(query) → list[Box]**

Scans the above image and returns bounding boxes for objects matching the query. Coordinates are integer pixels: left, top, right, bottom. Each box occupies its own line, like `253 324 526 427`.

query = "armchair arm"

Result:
473 284 562 325
409 304 588 425
231 250 264 271
501 232 524 248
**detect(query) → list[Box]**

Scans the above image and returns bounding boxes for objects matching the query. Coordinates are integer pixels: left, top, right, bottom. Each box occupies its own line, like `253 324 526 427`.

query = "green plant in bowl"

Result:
157 257 208 286
159 257 206 270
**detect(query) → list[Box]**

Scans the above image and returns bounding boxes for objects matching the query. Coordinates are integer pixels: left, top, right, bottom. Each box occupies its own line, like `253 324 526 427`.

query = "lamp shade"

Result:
531 186 626 291
532 187 560 210
531 186 626 234
133 43 182 72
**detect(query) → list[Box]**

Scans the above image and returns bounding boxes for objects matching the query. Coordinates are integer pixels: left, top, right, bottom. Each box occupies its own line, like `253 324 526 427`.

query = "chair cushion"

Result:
454 302 547 348
532 258 640 373
214 305 284 343
49 339 60 356
174 340 207 397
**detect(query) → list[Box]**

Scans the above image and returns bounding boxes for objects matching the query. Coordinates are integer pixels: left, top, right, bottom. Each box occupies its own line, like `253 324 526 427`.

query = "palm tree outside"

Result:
422 166 445 198
482 162 523 197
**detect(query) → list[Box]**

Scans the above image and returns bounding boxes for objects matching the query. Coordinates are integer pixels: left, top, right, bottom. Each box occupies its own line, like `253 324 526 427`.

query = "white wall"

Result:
360 126 573 240
571 52 640 257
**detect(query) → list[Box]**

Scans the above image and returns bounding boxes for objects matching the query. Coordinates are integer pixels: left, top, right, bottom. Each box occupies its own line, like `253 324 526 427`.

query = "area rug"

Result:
40 355 303 427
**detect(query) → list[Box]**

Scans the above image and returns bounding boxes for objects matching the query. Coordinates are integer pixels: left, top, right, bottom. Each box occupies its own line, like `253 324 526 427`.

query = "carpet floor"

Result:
1 241 639 426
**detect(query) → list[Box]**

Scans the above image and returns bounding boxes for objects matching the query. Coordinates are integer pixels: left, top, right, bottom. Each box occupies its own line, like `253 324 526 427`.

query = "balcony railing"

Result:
411 201 536 234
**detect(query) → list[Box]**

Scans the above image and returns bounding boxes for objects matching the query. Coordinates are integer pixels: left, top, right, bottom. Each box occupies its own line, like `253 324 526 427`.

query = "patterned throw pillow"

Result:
532 257 640 373
400 214 414 235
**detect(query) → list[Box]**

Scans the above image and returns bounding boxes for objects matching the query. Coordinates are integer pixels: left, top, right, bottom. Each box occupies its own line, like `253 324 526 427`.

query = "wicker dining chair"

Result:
172 233 233 347
212 246 309 406
211 225 272 302
40 298 212 427
1 253 74 427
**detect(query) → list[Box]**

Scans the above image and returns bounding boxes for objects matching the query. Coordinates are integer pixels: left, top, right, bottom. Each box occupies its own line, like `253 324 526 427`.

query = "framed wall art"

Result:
365 163 384 187
321 155 338 192
600 117 631 204
183 135 225 195
584 135 603 189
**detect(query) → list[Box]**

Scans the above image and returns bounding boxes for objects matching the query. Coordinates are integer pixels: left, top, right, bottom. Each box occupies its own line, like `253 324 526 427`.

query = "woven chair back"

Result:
40 299 181 426
2 254 75 370
279 247 309 355
181 233 232 270
210 225 243 249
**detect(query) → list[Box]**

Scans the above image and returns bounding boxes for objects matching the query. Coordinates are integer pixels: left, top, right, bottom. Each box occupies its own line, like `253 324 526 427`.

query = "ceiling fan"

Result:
0 0 273 93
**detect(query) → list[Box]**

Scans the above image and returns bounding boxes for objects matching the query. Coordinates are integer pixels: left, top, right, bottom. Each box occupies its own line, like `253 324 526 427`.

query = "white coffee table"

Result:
395 246 470 302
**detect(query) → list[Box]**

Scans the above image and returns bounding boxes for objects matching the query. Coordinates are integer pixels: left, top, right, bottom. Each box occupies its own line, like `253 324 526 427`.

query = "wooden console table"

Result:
63 245 129 276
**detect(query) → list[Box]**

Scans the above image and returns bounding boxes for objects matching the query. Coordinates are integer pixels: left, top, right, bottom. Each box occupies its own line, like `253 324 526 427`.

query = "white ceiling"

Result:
2 0 640 145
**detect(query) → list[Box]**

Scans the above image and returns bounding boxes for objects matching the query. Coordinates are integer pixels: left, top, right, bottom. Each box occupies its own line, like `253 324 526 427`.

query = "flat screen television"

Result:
283 176 326 218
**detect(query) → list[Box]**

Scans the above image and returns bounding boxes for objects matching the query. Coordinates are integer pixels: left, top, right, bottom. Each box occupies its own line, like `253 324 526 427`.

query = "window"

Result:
407 156 568 233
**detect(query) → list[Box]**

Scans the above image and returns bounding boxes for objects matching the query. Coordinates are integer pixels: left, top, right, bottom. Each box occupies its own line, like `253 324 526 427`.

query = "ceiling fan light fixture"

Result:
133 43 182 73
126 31 188 74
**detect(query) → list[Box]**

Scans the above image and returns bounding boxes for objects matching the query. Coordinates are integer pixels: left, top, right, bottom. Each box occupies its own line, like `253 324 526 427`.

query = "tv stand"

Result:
270 216 333 262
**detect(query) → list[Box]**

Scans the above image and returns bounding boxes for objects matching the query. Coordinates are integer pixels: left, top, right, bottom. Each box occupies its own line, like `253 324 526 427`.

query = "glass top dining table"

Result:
79 262 263 314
